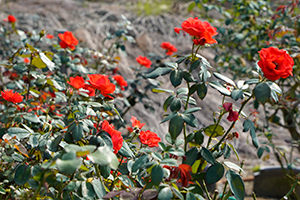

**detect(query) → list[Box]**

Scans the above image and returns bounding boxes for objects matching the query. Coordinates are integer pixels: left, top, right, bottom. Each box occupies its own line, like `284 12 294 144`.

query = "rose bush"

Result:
0 1 299 200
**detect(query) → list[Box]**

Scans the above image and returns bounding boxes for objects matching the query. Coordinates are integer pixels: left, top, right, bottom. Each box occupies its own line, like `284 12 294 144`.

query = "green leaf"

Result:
204 124 225 138
243 119 259 148
223 161 244 173
132 155 149 173
171 187 184 200
7 127 30 139
13 64 27 73
88 146 118 169
213 72 236 87
197 83 207 100
257 147 264 159
200 147 216 164
163 95 175 111
164 61 178 69
158 187 173 200
160 112 178 124
118 141 134 158
186 192 197 200
194 130 204 145
183 71 196 82
92 179 106 198
73 123 84 142
12 153 24 162
151 165 164 186
23 113 40 123
160 158 178 166
14 164 31 185
184 147 198 166
191 59 201 71
177 87 188 95
254 82 270 104
146 67 173 79
49 135 63 152
81 181 96 199
226 170 245 200
170 98 181 112
228 143 240 161
152 88 174 93
231 90 244 101
181 114 198 127
169 115 184 140
244 79 259 85
170 70 183 87
209 81 231 96
183 107 201 114
205 163 224 184
56 158 82 174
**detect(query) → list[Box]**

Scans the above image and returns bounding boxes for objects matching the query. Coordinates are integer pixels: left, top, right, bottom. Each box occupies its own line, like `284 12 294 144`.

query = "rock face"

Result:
1 1 299 191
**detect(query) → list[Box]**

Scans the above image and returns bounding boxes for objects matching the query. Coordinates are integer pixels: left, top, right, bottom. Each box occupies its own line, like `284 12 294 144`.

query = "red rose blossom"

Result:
7 15 17 23
139 130 161 147
1 90 23 104
257 47 294 81
113 75 128 91
223 102 239 122
24 58 30 64
136 56 152 68
67 76 85 89
58 31 78 50
46 34 54 39
175 17 218 45
130 116 145 129
161 42 177 55
80 84 95 97
87 74 115 98
101 120 123 153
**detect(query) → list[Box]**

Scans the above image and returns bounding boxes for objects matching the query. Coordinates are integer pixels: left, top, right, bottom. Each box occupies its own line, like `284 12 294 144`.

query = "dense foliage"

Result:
0 0 299 199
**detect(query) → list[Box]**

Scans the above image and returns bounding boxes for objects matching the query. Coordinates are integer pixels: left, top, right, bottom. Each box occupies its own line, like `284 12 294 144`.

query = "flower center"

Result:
273 61 279 69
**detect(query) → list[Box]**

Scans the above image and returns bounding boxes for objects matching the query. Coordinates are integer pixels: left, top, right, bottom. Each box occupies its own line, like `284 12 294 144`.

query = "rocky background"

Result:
0 0 298 197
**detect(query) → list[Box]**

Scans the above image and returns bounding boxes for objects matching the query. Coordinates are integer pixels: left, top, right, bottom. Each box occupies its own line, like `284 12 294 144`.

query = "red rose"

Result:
136 56 152 68
24 58 30 64
1 90 23 104
81 84 95 97
87 74 115 98
139 130 161 147
101 120 123 153
130 116 145 129
7 15 17 23
257 47 294 81
113 75 128 91
46 34 54 39
175 17 218 45
67 76 85 89
222 102 232 112
161 42 177 55
227 110 239 122
58 31 78 50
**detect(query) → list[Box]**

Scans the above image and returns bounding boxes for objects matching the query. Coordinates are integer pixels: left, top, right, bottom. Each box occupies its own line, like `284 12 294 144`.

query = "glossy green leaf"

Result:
146 67 172 79
244 79 259 85
73 123 83 142
56 158 82 174
183 107 201 114
132 155 149 173
197 83 207 100
170 70 183 87
171 187 184 200
186 192 197 200
226 170 245 200
204 124 225 138
88 146 118 169
200 147 216 164
194 130 204 145
243 119 259 148
81 181 96 198
7 127 30 139
158 187 173 200
160 112 178 124
169 115 184 140
181 114 198 127
176 87 188 95
118 141 134 158
205 163 224 184
184 147 198 166
183 71 196 82
13 64 27 73
257 147 264 159
213 72 236 87
231 89 244 101
209 81 231 96
14 164 31 185
163 95 175 111
151 165 164 186
23 113 40 123
170 98 181 112
254 82 270 104
164 61 178 69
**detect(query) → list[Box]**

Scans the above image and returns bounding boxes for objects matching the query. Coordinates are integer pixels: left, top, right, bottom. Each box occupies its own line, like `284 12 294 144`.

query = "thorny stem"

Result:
200 180 212 200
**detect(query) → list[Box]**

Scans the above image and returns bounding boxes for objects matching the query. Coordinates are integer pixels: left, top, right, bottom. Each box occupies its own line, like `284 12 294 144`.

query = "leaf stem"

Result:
201 179 212 200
